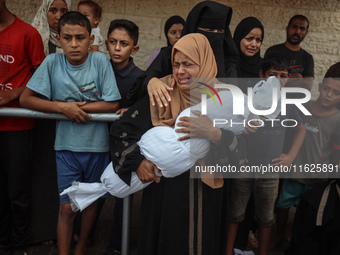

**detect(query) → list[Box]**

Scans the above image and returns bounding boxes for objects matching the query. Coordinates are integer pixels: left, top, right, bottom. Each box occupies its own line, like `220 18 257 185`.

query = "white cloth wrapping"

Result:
61 77 281 211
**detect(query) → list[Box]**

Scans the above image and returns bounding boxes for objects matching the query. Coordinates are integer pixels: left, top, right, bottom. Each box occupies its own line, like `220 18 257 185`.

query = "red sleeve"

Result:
25 24 45 66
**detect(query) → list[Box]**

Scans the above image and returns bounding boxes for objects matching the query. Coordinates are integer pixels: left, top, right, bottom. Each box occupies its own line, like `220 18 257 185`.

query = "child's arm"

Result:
272 123 306 167
80 100 119 113
20 88 91 123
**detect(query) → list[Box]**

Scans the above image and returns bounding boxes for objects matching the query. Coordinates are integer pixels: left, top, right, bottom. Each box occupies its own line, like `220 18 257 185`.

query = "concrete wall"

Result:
7 0 340 96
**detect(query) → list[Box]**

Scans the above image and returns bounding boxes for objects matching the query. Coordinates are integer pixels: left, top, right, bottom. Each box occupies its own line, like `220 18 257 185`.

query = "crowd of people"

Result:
0 1 340 255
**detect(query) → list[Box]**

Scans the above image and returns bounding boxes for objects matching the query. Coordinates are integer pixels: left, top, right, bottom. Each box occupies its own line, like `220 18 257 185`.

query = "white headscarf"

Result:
32 0 72 55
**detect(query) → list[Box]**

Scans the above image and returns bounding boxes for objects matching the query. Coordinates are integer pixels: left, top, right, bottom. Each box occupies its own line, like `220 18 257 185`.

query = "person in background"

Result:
77 0 104 52
232 16 265 251
146 15 185 68
286 179 340 255
265 14 314 91
273 62 340 248
233 16 264 93
0 0 45 254
32 0 71 55
104 19 144 255
226 52 306 255
127 0 239 107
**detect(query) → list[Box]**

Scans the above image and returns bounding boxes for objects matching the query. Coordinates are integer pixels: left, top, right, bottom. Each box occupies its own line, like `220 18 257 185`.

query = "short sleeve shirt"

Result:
265 44 314 77
0 16 45 131
27 52 121 152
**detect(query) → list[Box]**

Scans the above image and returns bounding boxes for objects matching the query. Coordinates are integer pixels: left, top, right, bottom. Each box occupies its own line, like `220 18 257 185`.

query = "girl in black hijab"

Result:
233 16 264 93
146 15 185 67
230 17 264 252
164 15 185 46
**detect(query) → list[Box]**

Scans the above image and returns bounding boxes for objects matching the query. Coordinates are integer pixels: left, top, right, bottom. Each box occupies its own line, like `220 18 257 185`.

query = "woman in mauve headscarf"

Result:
32 0 72 55
110 33 241 255
128 0 239 105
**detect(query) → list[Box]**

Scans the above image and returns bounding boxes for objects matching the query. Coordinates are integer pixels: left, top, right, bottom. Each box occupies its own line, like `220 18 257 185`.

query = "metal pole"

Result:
121 195 132 255
0 107 119 122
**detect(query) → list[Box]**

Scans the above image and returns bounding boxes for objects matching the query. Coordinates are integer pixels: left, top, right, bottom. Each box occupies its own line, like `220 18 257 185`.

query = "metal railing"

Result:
0 107 131 255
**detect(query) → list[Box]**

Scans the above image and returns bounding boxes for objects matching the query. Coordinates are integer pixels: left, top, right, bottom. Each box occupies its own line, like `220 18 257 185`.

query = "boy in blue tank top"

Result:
20 11 121 255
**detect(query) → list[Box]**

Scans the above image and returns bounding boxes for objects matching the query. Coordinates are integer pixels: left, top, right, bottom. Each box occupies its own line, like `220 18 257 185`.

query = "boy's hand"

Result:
136 159 162 184
59 101 92 123
272 153 294 167
148 77 173 107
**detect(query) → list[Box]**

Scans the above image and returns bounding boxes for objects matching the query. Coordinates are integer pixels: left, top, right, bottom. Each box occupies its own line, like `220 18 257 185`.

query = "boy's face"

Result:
318 78 340 108
57 24 94 66
77 4 99 29
105 28 139 70
260 67 290 87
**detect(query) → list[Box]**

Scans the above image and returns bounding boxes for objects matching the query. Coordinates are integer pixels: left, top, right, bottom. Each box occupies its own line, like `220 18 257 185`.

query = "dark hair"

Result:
261 51 291 74
164 15 185 46
322 62 340 83
78 0 102 19
58 11 91 35
107 19 139 45
288 15 309 30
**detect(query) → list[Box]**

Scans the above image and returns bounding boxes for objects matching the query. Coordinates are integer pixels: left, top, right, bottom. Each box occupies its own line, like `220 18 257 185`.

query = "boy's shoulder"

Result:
15 16 38 33
5 16 41 38
309 101 340 118
88 51 110 64
43 53 65 65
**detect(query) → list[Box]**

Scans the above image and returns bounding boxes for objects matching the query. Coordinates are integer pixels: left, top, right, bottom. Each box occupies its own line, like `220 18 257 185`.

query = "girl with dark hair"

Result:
233 16 264 93
146 15 185 68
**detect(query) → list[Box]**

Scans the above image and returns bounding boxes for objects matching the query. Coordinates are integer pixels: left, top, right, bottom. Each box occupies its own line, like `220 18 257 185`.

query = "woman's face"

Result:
48 0 68 31
173 51 200 90
167 23 184 46
240 27 262 57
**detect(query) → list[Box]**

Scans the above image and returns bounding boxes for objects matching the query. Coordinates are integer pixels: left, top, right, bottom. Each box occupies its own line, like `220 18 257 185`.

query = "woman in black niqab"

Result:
128 0 239 103
182 0 238 78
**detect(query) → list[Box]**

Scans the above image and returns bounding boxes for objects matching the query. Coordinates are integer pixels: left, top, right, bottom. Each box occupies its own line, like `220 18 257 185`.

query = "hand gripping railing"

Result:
0 107 132 255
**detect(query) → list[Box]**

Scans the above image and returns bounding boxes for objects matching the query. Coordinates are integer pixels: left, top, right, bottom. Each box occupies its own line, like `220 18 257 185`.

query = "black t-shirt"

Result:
265 43 314 77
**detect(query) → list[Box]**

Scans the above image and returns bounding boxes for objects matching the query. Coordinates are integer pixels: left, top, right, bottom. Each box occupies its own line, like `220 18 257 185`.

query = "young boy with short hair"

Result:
273 61 340 247
77 0 103 52
20 11 121 255
226 52 306 255
104 18 143 255
106 19 143 110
